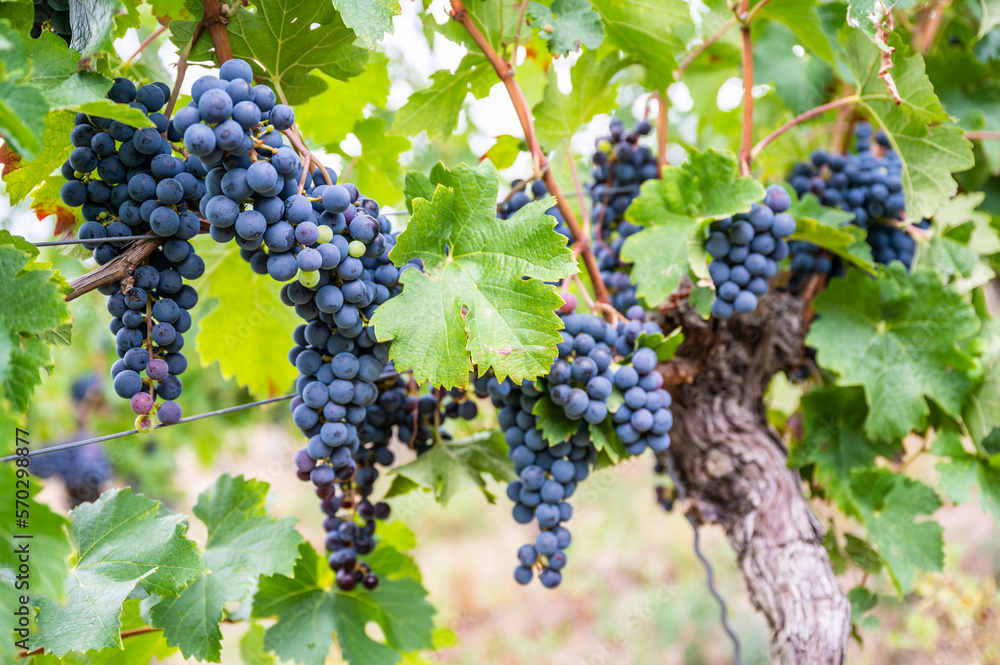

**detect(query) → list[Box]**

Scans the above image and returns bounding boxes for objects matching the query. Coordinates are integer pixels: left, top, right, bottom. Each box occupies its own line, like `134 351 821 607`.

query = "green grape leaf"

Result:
391 430 514 505
340 116 410 208
0 231 71 414
391 54 491 140
194 242 301 399
840 30 974 219
621 148 765 307
240 622 278 665
964 321 1000 446
634 327 683 362
850 467 943 593
0 463 71 602
28 600 178 665
69 0 121 56
532 49 631 149
936 192 1000 256
787 191 856 228
927 235 977 279
789 386 899 516
589 0 689 89
149 474 301 661
297 53 390 151
589 418 628 463
333 0 399 47
32 488 205 656
434 0 516 50
526 0 604 56
532 395 583 446
789 218 875 274
808 265 979 441
756 0 836 64
371 161 577 388
482 135 526 170
253 543 435 665
169 0 367 106
0 575 20 662
0 20 47 157
40 72 154 127
844 534 883 574
933 429 1000 527
0 110 75 205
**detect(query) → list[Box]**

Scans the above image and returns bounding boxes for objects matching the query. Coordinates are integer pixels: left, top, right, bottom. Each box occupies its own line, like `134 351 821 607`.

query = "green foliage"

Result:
0 232 72 416
389 429 515 504
850 468 944 593
253 542 435 665
168 0 367 105
588 0 688 89
533 49 631 149
808 265 979 441
333 0 399 47
148 474 302 661
526 0 604 56
621 148 764 306
372 161 577 388
839 30 974 219
31 488 205 656
391 54 491 141
194 242 301 399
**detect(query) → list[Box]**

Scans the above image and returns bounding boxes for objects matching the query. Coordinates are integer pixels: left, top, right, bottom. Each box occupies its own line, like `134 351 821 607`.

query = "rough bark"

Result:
658 291 850 665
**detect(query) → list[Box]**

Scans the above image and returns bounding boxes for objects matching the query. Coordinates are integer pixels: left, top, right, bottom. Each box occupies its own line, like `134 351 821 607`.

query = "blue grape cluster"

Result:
482 373 586 589
498 179 570 240
488 312 673 588
589 118 660 315
30 439 112 506
30 0 71 43
59 77 206 424
705 185 795 319
788 124 925 272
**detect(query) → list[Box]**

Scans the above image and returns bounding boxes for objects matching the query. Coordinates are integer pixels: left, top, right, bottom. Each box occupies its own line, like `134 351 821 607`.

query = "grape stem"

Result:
737 10 753 176
965 130 1000 141
165 20 205 118
749 95 860 162
448 0 614 317
653 90 668 172
121 24 168 69
675 17 736 80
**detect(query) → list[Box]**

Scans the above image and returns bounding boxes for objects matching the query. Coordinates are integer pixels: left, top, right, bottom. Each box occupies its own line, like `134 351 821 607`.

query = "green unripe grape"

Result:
317 225 334 244
348 240 366 258
299 269 320 287
135 414 155 433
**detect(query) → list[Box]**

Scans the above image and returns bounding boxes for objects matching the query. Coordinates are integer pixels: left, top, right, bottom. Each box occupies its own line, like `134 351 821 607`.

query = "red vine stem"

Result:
750 95 860 161
737 14 753 176
676 17 736 80
448 0 612 313
965 130 1000 141
18 627 163 658
122 24 168 67
653 90 668 171
165 20 205 118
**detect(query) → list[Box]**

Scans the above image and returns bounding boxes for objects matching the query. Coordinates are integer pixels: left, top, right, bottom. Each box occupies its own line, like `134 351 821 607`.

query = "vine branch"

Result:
965 130 1000 141
166 20 205 118
448 0 613 314
750 95 860 161
653 90 668 171
738 20 753 176
676 18 736 80
18 627 163 658
122 24 168 68
202 0 234 63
